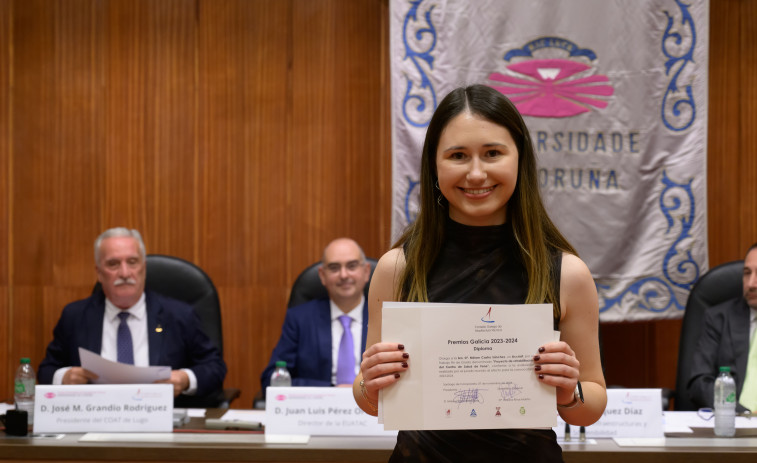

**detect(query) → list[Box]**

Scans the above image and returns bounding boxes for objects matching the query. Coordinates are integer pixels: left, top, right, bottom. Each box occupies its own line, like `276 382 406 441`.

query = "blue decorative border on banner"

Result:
401 0 438 128
598 172 700 314
404 177 420 223
661 0 697 132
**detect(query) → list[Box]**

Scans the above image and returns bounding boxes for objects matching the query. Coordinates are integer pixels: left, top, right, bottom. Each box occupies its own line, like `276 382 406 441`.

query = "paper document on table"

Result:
78 347 171 384
381 302 557 430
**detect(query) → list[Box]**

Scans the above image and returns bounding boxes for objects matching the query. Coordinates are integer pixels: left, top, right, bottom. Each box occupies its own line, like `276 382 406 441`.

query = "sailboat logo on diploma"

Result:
481 307 495 323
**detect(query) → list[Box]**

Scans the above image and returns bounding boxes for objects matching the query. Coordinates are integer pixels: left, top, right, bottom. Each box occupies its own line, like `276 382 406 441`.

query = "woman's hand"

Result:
359 342 409 403
533 341 581 406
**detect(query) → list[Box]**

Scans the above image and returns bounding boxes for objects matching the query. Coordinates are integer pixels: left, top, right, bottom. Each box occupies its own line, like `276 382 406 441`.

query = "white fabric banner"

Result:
390 0 709 321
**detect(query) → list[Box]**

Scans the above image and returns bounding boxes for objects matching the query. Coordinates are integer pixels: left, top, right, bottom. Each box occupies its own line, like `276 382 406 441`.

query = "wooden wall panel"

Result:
707 0 743 266
140 0 198 259
738 0 757 256
197 0 293 402
0 0 11 400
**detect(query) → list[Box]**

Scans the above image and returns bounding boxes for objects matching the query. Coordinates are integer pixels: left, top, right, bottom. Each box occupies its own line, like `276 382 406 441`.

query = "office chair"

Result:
94 254 240 408
252 257 379 408
673 260 744 411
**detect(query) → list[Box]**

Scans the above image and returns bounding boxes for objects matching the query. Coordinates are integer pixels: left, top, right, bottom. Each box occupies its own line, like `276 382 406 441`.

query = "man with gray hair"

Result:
38 227 226 407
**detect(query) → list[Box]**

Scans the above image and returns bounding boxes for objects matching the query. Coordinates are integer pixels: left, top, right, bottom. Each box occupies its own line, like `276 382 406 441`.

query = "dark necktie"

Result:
117 312 134 365
336 315 355 385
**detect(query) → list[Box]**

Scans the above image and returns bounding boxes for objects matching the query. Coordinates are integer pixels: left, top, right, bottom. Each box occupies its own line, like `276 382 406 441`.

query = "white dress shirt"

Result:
329 296 364 385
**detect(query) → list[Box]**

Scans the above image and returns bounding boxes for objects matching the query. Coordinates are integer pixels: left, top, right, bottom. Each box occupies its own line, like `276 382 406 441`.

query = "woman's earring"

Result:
435 180 444 206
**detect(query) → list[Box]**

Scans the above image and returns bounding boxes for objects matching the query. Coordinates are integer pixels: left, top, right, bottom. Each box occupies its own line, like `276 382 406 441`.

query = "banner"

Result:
390 0 709 321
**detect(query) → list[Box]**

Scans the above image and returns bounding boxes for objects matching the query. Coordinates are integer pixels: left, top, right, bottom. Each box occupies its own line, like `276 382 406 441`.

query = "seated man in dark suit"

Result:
688 243 757 412
38 227 227 408
260 238 371 394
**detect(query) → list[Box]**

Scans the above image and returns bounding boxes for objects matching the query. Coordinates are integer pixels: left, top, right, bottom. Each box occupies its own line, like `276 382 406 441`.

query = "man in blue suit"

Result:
38 228 226 408
260 238 371 393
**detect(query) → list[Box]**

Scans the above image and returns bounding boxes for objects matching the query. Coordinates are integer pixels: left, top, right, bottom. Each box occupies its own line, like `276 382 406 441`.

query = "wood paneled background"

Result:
0 0 753 409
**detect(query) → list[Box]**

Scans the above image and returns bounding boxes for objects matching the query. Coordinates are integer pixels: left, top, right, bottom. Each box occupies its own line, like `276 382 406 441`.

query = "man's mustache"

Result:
114 278 137 286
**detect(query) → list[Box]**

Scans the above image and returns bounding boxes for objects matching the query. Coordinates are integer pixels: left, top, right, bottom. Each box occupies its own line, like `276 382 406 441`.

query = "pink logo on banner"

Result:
275 394 287 401
489 58 613 118
44 392 56 398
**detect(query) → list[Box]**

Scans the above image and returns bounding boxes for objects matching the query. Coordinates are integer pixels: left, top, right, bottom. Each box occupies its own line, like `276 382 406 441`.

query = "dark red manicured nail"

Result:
394 373 401 378
402 362 408 368
402 353 409 359
534 365 542 371
538 374 544 380
538 347 545 353
398 344 405 350
533 355 540 361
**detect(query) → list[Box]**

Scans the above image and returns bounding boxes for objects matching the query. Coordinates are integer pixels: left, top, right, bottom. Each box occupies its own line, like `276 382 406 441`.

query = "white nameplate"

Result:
265 387 397 437
555 388 663 439
34 384 173 433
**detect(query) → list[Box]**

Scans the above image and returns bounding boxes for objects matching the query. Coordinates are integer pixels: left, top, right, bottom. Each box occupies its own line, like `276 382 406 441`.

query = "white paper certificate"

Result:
381 302 557 430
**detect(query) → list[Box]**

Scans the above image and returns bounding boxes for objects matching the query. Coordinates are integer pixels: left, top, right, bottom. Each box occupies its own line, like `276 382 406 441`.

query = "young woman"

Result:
353 84 606 461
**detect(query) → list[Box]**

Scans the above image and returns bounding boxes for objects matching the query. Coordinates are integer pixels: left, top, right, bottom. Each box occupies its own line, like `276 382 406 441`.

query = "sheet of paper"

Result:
78 348 171 384
381 302 557 430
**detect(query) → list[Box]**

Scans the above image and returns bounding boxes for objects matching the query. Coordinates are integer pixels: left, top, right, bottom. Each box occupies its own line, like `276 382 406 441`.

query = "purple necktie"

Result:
336 315 355 385
117 312 134 365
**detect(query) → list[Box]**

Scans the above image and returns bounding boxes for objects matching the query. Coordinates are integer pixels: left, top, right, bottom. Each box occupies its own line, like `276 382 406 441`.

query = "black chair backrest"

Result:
93 254 223 356
287 258 379 308
674 260 744 411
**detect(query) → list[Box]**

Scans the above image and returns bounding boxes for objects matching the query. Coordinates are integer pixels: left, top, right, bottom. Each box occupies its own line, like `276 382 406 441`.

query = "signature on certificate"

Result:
497 382 524 400
452 388 486 406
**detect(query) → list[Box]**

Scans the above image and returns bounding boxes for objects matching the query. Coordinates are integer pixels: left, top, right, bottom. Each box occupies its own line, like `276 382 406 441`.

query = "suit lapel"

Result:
317 300 333 380
732 299 751 384
146 292 163 366
86 293 106 357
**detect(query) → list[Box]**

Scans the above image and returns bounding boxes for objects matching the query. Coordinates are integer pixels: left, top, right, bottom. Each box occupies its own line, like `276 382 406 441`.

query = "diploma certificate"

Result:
381 302 557 430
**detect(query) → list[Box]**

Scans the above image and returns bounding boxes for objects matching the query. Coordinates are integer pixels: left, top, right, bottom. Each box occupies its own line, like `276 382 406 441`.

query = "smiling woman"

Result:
436 112 519 227
354 85 607 462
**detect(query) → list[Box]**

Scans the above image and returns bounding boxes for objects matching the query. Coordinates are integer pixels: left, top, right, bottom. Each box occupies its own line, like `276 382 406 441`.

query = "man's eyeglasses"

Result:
324 261 364 274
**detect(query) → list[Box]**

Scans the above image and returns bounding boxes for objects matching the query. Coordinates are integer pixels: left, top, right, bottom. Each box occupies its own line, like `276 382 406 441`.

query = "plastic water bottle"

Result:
14 357 36 424
714 365 736 437
270 360 292 388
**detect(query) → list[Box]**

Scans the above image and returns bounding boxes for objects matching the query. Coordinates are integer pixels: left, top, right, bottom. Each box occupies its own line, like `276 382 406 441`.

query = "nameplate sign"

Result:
265 387 397 437
34 384 173 433
555 388 663 439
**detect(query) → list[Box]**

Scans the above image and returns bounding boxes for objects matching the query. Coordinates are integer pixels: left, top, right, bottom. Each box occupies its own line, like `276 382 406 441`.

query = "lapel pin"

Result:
155 324 163 333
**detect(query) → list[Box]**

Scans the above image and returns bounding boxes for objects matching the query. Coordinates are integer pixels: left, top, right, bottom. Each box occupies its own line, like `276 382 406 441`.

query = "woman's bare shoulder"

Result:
375 247 406 274
561 252 593 287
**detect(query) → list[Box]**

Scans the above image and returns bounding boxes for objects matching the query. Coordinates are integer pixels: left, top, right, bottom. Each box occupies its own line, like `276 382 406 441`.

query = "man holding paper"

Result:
353 85 606 462
38 227 226 408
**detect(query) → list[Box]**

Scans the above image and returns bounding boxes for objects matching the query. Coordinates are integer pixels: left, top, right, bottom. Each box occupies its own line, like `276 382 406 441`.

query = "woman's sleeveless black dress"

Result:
389 219 564 463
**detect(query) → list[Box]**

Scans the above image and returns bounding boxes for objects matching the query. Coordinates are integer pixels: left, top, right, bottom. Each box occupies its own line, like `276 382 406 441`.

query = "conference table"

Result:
2 410 757 463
